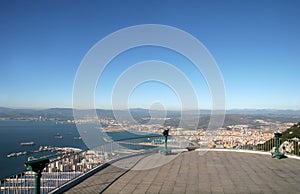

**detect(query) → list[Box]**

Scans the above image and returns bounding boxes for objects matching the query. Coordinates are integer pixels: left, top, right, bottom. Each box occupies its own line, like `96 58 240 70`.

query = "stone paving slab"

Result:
66 150 300 194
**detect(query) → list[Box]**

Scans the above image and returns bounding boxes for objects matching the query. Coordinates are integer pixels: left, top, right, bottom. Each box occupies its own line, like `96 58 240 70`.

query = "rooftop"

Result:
64 150 300 193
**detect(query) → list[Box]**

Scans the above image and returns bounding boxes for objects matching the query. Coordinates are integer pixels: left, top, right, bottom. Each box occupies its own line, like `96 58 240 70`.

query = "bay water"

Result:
0 120 157 179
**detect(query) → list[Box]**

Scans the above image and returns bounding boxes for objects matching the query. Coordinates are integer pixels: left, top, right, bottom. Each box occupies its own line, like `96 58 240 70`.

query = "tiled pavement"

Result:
65 150 300 194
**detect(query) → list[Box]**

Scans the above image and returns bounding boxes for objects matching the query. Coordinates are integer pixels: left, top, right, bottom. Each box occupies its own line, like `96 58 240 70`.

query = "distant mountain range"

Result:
1 107 300 130
225 109 300 115
1 107 300 119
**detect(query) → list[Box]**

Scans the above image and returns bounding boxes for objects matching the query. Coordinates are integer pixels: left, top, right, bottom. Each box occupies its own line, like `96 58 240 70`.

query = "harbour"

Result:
0 120 154 179
7 145 82 159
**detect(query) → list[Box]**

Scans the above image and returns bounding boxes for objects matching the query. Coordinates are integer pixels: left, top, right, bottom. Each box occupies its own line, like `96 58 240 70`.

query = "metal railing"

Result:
1 135 299 193
238 137 300 156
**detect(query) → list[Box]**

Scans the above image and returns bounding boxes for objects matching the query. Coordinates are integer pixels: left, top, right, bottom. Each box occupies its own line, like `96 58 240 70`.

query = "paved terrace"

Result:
65 150 300 194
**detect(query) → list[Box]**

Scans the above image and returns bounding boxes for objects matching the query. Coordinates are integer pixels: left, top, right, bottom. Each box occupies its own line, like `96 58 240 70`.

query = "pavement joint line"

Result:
99 153 152 194
196 148 300 160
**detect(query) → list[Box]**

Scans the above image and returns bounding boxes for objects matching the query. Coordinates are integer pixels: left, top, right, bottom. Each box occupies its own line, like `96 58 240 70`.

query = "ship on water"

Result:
54 133 63 139
20 141 35 146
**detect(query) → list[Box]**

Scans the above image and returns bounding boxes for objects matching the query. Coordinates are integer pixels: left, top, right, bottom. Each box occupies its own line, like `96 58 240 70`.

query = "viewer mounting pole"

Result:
24 158 50 194
161 128 170 155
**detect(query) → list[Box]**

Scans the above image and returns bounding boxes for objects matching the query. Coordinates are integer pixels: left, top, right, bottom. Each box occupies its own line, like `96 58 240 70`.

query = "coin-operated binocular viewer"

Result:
24 158 50 194
161 129 171 155
271 132 285 159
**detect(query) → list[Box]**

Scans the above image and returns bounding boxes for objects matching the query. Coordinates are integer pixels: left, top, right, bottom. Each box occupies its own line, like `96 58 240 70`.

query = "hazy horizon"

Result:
2 106 300 112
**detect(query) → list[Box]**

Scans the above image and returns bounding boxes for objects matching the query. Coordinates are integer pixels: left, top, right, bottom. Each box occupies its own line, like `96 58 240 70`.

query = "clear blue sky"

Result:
0 0 299 110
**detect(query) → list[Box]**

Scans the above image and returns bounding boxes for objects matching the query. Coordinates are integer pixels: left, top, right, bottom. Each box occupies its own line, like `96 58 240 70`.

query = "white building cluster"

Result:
46 150 111 173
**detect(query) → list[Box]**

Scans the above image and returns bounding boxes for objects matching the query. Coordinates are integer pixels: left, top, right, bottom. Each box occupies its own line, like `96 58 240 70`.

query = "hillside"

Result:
281 122 300 139
255 122 300 155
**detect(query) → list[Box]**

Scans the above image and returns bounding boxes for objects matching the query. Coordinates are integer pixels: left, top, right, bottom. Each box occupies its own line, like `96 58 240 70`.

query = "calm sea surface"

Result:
0 120 157 179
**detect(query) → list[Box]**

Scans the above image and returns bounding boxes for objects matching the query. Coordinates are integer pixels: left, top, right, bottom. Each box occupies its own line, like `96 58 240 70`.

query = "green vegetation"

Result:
281 122 300 139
